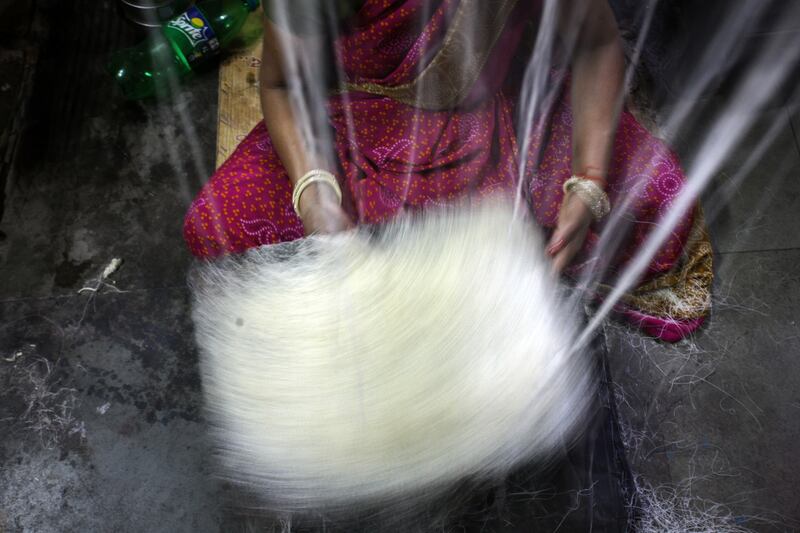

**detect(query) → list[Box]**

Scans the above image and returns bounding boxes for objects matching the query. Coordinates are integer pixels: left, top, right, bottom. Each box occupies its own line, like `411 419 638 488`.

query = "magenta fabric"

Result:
183 0 703 341
339 0 453 84
621 308 707 344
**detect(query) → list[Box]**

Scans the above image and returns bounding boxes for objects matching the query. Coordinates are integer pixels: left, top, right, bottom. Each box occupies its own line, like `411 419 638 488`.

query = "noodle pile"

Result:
190 199 592 512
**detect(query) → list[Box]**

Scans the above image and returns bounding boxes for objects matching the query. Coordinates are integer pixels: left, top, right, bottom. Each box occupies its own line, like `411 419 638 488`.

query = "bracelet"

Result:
577 173 608 190
291 169 343 217
562 175 611 221
577 166 608 190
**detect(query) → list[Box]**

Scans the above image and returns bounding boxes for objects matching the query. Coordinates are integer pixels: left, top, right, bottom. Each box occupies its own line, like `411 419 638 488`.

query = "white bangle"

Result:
562 176 611 221
292 169 342 217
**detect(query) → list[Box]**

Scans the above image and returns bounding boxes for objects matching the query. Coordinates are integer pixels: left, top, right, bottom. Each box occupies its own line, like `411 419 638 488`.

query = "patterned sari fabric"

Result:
183 0 713 342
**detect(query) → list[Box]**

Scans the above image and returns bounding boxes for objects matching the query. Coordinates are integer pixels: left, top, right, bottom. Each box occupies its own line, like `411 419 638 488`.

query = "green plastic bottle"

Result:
109 0 260 99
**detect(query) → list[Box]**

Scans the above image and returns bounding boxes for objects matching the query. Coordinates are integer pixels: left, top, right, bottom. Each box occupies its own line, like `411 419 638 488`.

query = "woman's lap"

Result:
183 122 305 258
184 93 519 258
186 94 689 264
183 91 709 341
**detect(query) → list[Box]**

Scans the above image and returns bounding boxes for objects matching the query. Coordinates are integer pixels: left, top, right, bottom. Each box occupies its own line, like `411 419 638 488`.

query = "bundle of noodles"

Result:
190 198 594 514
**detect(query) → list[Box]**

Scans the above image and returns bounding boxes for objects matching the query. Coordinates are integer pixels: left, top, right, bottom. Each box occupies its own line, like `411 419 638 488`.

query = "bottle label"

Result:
165 6 220 67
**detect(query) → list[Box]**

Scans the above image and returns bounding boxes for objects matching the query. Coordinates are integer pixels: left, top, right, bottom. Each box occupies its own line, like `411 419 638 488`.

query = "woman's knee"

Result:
184 193 218 258
182 184 240 258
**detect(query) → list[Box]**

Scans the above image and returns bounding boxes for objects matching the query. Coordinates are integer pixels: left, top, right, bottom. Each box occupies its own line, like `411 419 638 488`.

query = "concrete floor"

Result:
0 2 222 530
605 102 800 531
1 2 799 532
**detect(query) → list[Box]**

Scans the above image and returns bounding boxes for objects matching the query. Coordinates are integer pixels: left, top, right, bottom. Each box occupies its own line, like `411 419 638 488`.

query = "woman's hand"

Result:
546 193 593 275
298 182 355 236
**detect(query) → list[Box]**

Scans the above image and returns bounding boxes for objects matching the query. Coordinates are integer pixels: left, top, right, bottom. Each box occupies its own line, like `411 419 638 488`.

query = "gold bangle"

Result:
562 176 611 221
292 169 342 217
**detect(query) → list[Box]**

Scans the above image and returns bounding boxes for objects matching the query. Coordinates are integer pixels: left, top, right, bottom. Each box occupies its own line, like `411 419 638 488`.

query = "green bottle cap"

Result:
244 0 260 11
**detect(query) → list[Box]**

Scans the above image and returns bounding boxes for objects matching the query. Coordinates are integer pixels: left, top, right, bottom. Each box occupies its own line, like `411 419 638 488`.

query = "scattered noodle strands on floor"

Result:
77 257 124 294
2 356 83 450
632 477 762 533
76 257 126 327
190 199 594 513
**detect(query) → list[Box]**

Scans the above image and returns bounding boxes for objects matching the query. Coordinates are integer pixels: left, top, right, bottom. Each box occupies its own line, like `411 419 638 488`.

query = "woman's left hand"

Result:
546 193 593 275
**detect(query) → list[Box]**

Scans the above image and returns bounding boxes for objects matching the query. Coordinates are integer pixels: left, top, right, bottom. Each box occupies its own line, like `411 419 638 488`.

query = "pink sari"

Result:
183 0 712 342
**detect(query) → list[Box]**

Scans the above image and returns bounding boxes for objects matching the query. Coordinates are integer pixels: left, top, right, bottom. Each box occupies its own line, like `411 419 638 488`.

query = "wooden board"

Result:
216 11 264 169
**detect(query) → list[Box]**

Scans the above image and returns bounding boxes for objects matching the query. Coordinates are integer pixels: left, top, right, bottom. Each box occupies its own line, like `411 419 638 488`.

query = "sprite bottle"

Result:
109 0 260 99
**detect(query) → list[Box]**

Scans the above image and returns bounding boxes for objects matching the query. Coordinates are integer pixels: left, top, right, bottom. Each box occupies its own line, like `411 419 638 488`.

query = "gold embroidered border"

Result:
345 0 519 110
598 205 714 320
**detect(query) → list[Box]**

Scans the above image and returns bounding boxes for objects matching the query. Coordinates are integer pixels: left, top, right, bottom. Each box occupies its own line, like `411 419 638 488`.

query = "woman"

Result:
183 0 712 342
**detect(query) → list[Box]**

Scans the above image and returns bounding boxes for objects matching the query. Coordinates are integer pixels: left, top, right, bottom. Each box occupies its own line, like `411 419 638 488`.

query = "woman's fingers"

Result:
547 194 593 273
546 221 577 257
550 234 582 275
546 234 566 256
546 204 582 257
302 202 355 236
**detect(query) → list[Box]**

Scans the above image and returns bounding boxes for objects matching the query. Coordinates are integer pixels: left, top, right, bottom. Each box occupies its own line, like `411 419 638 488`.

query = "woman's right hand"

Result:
298 182 355 236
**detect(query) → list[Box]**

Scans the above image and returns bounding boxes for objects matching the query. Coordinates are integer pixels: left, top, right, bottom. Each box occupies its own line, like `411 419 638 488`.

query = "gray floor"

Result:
1 3 800 532
1 3 223 528
606 102 800 531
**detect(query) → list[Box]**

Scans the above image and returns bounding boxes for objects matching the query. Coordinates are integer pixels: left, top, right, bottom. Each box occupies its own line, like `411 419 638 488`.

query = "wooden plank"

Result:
216 12 263 169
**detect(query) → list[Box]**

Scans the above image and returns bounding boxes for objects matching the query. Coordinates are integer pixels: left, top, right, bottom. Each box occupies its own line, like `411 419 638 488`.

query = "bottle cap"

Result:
244 0 260 11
